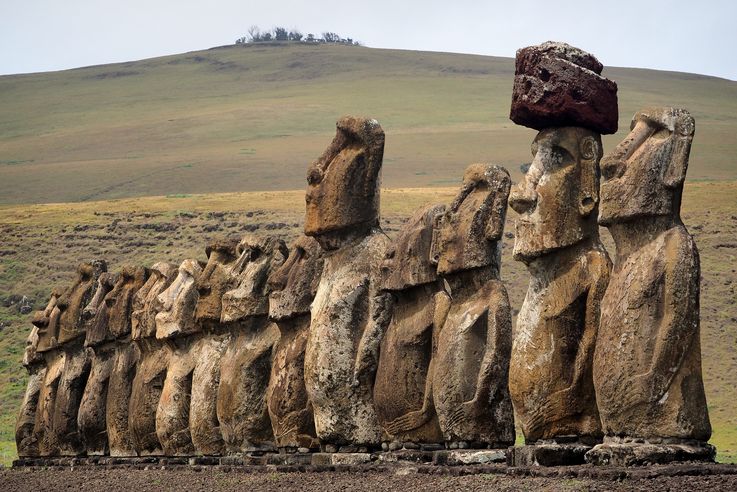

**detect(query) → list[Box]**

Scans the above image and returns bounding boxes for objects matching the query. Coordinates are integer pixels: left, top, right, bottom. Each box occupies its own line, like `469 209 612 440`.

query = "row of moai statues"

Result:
16 42 713 466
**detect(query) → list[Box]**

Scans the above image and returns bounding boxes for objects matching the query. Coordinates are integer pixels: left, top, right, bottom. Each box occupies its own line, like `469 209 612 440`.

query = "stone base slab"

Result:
585 440 716 466
507 443 592 467
434 449 507 465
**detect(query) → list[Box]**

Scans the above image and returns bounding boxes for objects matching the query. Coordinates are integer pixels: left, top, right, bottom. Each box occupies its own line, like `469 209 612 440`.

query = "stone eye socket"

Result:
651 128 671 140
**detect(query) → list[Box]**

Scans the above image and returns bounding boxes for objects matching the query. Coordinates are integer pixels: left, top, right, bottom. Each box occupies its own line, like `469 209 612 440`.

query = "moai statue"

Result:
431 165 515 449
374 204 446 449
217 235 287 453
52 260 106 455
155 258 205 456
189 238 239 455
15 291 60 457
35 261 106 457
129 261 177 456
104 265 149 456
507 42 616 466
32 290 64 456
266 235 324 452
303 116 393 452
587 108 714 465
78 272 117 455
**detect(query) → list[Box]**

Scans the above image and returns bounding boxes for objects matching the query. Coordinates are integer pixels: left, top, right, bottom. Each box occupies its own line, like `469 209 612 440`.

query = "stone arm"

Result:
384 289 450 435
622 233 700 408
352 290 394 387
446 282 512 428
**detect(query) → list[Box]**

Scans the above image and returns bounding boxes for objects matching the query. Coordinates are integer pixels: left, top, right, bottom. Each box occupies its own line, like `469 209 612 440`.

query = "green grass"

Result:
0 44 736 205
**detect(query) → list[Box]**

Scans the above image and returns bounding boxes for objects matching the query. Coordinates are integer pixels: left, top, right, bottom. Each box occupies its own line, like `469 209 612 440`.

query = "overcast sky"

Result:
2 0 736 80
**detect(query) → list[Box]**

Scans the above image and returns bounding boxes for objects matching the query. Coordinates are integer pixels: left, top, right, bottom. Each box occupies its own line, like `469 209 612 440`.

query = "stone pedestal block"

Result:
507 443 592 467
586 439 716 466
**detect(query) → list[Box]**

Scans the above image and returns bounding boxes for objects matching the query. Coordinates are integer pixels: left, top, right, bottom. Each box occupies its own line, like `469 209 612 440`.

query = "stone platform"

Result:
507 443 592 467
586 438 716 466
10 455 737 484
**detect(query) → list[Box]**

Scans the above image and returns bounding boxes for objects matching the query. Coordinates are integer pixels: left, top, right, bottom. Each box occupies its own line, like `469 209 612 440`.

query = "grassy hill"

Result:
0 43 736 466
1 43 736 205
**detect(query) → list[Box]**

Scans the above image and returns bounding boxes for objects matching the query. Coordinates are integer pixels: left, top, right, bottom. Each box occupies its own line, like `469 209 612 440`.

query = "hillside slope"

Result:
1 43 736 205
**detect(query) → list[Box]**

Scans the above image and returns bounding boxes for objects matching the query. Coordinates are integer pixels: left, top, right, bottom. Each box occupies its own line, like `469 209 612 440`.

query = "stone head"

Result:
304 116 384 242
432 164 511 276
268 235 324 321
57 260 107 345
155 259 204 340
194 238 240 327
83 272 117 347
131 261 177 340
381 203 446 291
105 265 149 339
30 289 62 355
599 107 694 226
509 127 602 263
221 235 288 323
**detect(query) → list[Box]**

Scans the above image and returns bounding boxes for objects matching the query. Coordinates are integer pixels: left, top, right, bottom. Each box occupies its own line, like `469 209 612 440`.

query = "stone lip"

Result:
510 41 618 134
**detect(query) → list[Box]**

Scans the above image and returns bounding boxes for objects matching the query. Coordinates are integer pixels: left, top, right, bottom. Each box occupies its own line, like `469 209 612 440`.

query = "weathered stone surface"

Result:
430 164 515 447
304 117 391 449
36 349 65 456
594 108 712 460
77 272 116 455
104 266 148 456
267 235 324 450
15 291 60 457
195 238 240 328
35 290 63 354
510 41 618 134
57 261 107 344
155 259 203 456
433 449 507 466
508 127 611 445
129 261 177 456
218 235 286 453
304 116 384 236
586 437 716 466
155 259 204 340
508 442 592 467
49 261 107 456
374 204 445 446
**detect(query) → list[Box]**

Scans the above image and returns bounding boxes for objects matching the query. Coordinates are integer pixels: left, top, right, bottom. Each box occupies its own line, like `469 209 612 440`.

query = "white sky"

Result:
2 0 736 80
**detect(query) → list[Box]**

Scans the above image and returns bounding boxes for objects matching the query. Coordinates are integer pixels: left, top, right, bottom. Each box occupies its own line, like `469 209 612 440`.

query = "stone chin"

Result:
512 219 586 264
598 178 674 227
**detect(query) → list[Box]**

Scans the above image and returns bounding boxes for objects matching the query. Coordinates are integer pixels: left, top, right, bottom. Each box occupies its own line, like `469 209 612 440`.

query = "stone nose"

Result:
509 182 536 214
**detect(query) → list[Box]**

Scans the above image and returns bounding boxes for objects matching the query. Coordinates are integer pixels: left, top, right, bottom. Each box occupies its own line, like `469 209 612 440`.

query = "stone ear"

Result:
579 136 600 217
486 177 511 241
429 212 444 266
662 135 692 189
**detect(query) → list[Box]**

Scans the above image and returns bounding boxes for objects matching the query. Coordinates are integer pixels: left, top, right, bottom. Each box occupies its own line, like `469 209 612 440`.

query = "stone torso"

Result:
509 245 609 442
304 231 388 446
595 225 711 441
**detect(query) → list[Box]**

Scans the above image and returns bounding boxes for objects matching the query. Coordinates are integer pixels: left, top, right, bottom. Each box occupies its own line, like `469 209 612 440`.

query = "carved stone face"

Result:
509 127 602 263
155 259 203 339
195 239 240 326
106 266 149 340
57 260 106 345
432 164 511 276
35 290 62 353
599 107 694 226
268 235 324 321
83 272 117 347
221 235 288 323
304 116 384 238
131 262 177 340
381 203 445 291
28 290 60 358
